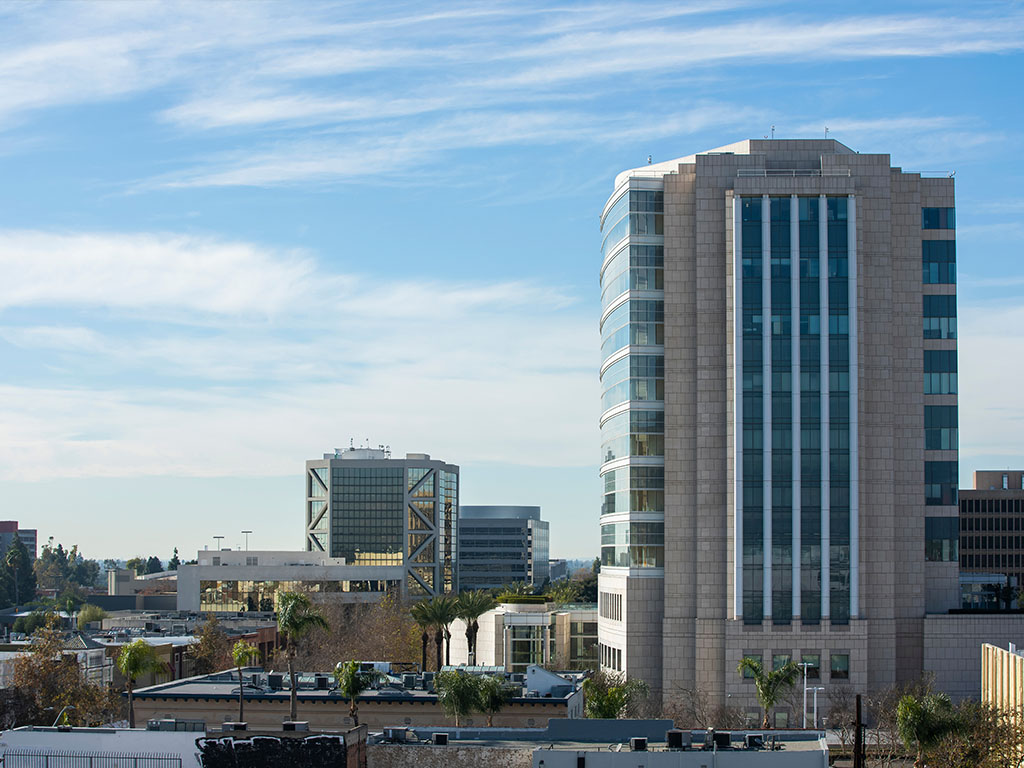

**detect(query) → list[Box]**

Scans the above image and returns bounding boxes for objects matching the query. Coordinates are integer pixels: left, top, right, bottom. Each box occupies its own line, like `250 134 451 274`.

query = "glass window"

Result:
924 350 958 395
741 653 762 678
925 517 959 561
922 208 955 229
925 406 958 451
830 653 849 680
923 295 957 339
922 241 956 284
773 654 791 671
801 654 820 679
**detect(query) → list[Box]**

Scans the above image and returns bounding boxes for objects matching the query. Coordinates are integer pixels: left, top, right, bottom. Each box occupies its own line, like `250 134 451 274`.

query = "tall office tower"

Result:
305 447 459 598
0 521 37 560
596 139 957 719
458 505 550 590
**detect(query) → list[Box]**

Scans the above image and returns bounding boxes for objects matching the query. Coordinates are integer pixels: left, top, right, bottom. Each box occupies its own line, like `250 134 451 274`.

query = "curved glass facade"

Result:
599 184 665 569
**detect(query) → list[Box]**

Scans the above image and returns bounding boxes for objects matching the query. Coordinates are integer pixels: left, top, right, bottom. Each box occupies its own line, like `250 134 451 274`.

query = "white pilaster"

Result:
733 194 744 620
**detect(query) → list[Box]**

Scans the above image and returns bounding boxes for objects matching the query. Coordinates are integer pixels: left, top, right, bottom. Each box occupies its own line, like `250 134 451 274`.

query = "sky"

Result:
0 0 1022 561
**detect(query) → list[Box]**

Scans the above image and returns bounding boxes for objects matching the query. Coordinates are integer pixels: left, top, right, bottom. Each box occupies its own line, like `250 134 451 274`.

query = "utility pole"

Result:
853 693 864 768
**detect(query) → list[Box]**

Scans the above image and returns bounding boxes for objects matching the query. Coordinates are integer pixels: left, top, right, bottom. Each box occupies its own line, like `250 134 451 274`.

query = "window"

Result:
926 517 959 561
926 461 959 506
922 208 955 229
801 654 820 679
925 406 958 451
923 241 956 284
924 350 958 395
773 654 791 671
830 653 849 680
923 295 957 339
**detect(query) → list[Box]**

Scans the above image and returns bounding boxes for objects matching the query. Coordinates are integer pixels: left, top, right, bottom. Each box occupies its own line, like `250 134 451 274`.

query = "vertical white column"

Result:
762 194 772 621
791 195 802 621
733 195 744 621
848 194 859 620
819 195 831 620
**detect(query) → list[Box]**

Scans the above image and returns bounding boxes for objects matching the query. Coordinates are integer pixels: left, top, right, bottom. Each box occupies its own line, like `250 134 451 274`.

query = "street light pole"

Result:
241 530 252 551
811 686 826 729
798 661 812 728
213 535 224 552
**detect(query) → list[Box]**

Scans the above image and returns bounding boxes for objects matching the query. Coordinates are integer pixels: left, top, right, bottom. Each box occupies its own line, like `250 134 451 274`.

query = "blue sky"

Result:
0 1 1022 561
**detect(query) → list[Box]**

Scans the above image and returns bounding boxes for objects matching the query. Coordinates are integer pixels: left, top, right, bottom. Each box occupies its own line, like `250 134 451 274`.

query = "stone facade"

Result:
598 139 961 717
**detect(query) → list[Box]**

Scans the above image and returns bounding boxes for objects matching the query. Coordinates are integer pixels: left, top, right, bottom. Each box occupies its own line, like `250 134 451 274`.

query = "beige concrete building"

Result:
982 642 1024 727
597 139 959 719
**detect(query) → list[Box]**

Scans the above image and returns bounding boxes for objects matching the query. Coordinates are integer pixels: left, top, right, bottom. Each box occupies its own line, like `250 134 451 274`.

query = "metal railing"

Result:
1 750 183 768
736 168 852 177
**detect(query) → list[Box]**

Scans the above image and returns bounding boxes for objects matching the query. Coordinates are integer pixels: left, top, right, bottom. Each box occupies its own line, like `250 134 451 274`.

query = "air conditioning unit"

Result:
713 732 731 749
629 737 648 752
383 727 408 742
267 673 283 690
282 721 309 732
666 729 691 749
222 722 247 731
432 733 449 746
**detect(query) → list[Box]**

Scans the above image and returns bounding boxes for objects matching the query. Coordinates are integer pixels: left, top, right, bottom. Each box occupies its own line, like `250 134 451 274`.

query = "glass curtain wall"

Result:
599 185 665 570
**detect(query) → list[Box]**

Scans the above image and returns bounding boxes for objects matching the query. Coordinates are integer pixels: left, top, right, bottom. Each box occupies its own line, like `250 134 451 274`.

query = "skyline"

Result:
0 1 1022 559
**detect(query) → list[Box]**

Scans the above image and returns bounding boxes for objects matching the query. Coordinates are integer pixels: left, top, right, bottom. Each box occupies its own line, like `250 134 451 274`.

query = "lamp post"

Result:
213 535 224 551
241 530 252 551
811 686 826 729
51 705 76 726
798 661 812 728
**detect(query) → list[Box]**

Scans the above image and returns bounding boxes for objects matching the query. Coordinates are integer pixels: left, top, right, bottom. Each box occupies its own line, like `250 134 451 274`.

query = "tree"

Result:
582 670 649 718
116 639 163 728
501 582 534 597
231 640 260 723
435 669 480 727
13 612 48 635
145 556 163 575
897 692 956 768
736 657 799 729
477 674 516 727
544 580 580 608
168 548 181 571
456 591 496 665
188 616 232 674
3 538 36 607
413 595 458 671
77 604 107 628
125 557 145 576
410 601 434 672
276 591 328 721
334 660 381 726
12 614 123 727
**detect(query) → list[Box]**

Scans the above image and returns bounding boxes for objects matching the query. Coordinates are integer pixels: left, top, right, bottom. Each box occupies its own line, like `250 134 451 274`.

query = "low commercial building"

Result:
176 550 405 612
448 601 597 672
131 664 582 730
959 470 1024 605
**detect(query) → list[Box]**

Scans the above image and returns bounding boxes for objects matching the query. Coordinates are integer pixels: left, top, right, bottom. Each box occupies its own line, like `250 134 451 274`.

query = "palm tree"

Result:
334 660 380 726
456 591 496 665
231 640 260 723
435 669 480 727
276 591 328 721
736 657 799 729
434 596 459 668
477 674 515 727
897 692 955 768
410 601 434 672
5 546 24 606
501 581 534 597
117 639 163 728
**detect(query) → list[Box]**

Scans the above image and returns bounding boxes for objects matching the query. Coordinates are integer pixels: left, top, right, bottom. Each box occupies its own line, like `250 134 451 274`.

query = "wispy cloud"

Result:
0 228 597 480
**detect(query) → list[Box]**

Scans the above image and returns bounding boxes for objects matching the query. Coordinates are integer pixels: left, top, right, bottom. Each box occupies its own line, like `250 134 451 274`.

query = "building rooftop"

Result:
461 505 541 521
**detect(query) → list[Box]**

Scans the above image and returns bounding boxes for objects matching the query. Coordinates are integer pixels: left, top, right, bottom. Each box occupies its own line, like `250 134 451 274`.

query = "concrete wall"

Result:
923 614 1024 701
368 745 532 768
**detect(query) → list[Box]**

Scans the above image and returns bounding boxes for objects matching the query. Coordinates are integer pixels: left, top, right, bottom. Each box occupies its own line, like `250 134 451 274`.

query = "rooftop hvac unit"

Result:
432 733 449 746
629 737 648 752
222 722 247 731
251 673 265 688
316 675 329 690
383 727 408 743
267 673 283 690
713 732 731 749
282 721 309 732
745 733 764 749
402 673 417 689
666 729 691 749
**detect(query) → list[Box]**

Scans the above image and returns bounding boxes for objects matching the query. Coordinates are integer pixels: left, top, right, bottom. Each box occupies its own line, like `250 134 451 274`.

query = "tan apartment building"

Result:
597 139 959 721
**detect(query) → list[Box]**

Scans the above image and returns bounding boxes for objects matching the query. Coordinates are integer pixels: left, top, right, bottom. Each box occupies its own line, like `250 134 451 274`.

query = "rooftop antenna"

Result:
770 125 776 139
647 154 652 164
824 126 829 138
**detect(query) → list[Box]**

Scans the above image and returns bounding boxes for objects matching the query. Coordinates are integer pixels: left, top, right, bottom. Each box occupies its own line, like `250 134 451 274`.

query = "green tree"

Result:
77 604 107 628
477 674 516 727
145 556 163 575
582 669 649 718
125 557 145 576
117 639 163 728
276 591 328 721
231 640 260 723
455 591 496 665
736 657 799 729
897 691 956 768
544 580 580 608
333 660 381 726
168 548 181 571
188 616 232 674
501 581 534 597
435 669 480 727
3 538 36 607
